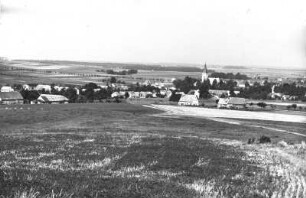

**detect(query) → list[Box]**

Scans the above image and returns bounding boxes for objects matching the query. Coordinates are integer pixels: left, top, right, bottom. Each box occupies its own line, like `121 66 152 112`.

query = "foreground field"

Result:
0 103 306 197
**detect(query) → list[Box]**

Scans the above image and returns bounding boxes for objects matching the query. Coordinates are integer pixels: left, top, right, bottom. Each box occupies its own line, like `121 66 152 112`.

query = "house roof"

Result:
228 97 246 105
0 92 23 100
38 94 68 102
218 98 228 105
179 95 198 102
35 85 51 91
209 89 229 95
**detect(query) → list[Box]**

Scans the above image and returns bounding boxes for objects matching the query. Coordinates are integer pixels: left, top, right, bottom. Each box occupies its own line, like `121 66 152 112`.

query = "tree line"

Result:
210 72 249 80
96 69 138 75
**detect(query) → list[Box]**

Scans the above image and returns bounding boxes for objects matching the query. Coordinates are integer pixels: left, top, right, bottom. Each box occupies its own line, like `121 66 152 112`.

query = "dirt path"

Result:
145 105 306 137
147 105 306 123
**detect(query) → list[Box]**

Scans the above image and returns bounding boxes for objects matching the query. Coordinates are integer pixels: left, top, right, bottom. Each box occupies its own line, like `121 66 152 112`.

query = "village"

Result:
1 63 306 111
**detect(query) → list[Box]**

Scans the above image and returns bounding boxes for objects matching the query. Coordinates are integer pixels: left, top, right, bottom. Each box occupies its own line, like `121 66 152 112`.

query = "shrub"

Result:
277 140 288 147
259 135 271 144
257 102 267 108
247 137 255 144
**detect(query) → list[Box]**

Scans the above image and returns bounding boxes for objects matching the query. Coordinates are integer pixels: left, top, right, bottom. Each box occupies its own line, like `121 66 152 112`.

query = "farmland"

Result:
1 59 305 86
1 103 306 197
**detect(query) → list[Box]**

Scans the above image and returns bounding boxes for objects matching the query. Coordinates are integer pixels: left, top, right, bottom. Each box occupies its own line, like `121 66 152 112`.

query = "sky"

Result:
0 0 306 69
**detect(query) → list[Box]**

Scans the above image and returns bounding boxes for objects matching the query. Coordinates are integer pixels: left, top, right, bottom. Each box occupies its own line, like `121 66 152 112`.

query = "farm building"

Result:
209 89 230 98
37 94 69 104
140 91 153 98
35 84 52 92
1 86 14 92
111 92 126 98
22 84 33 91
128 91 140 98
208 77 220 85
0 92 24 105
178 95 199 106
217 97 246 109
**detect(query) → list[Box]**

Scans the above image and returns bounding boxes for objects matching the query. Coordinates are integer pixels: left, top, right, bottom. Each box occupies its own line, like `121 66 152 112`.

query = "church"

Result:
201 63 209 83
201 63 220 85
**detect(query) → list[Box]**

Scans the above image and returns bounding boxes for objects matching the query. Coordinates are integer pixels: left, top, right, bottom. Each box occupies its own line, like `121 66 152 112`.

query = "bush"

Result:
259 135 271 144
247 137 255 144
257 102 267 108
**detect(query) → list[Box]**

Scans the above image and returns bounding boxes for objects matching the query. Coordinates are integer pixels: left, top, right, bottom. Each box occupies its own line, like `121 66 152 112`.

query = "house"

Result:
281 95 291 101
140 91 153 98
142 80 152 86
208 77 220 85
1 86 14 92
217 98 229 108
227 97 246 109
37 94 69 104
22 84 32 91
94 88 101 92
270 85 283 99
178 95 199 106
111 92 126 98
217 97 246 109
236 81 246 88
187 90 200 98
35 84 52 92
0 92 24 105
209 90 230 98
128 91 140 98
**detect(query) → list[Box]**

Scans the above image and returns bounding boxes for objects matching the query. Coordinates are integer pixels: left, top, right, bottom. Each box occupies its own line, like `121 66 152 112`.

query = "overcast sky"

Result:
0 0 306 68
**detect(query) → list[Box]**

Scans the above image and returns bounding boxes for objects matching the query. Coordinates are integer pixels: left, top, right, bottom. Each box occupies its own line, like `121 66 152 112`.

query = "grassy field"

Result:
0 103 306 197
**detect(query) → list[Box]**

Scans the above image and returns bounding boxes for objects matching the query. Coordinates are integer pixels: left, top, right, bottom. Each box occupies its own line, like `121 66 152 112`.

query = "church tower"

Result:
201 62 208 83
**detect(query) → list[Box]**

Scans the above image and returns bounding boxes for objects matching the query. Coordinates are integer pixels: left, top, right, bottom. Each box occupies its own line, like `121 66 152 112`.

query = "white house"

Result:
217 97 246 109
37 94 69 104
178 95 199 106
209 90 230 98
22 84 32 90
0 92 24 105
35 84 52 92
0 86 14 92
208 77 220 85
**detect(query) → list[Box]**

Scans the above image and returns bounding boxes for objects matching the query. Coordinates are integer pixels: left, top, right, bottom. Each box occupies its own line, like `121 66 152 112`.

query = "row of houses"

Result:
0 92 69 105
111 90 173 99
178 94 247 109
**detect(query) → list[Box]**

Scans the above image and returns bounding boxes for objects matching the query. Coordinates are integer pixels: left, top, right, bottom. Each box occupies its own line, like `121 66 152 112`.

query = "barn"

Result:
37 94 69 104
178 95 199 106
217 97 246 109
0 92 24 105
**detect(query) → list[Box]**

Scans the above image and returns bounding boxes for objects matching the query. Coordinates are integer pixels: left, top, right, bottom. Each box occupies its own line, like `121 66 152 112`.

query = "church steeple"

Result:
201 62 208 83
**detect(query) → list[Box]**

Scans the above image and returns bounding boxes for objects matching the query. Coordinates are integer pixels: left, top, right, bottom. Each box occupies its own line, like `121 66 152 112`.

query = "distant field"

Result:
1 59 305 85
1 103 306 197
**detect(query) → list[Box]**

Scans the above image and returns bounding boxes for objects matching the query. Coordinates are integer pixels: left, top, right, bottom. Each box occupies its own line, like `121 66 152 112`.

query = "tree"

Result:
199 81 210 98
63 88 78 103
110 77 117 83
257 102 267 108
173 76 198 94
84 83 98 90
211 79 218 89
20 90 40 102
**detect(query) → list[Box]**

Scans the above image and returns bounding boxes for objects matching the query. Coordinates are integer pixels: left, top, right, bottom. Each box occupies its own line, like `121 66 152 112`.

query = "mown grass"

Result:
0 103 305 197
0 134 280 197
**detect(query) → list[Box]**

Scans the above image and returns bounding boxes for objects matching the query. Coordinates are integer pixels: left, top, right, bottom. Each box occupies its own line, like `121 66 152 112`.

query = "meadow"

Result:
1 103 306 197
